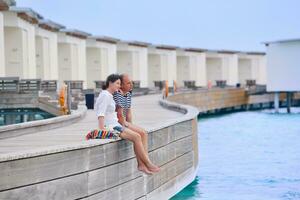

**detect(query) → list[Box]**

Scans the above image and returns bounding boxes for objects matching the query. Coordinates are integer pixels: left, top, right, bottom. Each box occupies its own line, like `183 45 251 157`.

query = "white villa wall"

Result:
35 27 58 80
86 47 102 88
35 36 44 78
206 53 239 86
238 58 252 85
237 54 266 85
148 48 176 87
206 57 222 85
251 55 266 85
177 56 190 87
0 12 5 76
3 27 22 77
58 43 72 83
257 56 266 85
193 53 207 87
117 51 133 77
265 41 300 91
58 33 87 88
177 51 207 87
86 39 117 88
225 54 238 86
117 43 148 87
148 54 161 87
3 11 36 78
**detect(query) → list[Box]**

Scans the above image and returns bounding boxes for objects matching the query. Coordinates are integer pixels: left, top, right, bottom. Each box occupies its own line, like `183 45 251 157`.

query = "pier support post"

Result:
286 92 292 113
67 82 72 114
274 92 279 113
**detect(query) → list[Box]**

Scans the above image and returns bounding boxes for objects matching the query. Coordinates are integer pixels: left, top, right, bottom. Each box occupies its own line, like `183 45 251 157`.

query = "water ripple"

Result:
172 110 300 200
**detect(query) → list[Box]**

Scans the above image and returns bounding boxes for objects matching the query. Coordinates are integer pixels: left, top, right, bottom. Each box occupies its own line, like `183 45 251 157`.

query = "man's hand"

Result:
116 105 126 125
126 108 132 123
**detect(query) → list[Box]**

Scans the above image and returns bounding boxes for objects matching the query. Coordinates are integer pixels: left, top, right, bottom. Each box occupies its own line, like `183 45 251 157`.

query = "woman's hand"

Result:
98 116 105 130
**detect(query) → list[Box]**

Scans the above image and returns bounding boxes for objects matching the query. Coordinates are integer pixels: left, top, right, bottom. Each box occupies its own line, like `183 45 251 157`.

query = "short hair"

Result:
119 73 128 84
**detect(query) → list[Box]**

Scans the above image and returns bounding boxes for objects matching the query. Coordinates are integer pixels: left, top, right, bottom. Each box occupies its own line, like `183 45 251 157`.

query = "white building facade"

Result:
205 51 239 86
35 20 64 80
117 41 149 88
238 52 266 85
177 48 207 87
86 36 118 89
57 29 90 88
148 45 177 87
265 39 300 92
2 7 38 78
0 2 268 90
0 5 5 76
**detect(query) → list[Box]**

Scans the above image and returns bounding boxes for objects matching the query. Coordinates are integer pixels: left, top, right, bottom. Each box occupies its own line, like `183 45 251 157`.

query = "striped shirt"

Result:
113 90 132 117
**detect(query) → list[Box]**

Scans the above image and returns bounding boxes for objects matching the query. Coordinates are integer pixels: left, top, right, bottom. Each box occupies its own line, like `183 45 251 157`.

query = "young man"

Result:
113 74 149 155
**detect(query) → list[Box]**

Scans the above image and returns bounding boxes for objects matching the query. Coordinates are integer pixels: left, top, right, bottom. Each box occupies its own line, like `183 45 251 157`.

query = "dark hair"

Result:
102 74 121 90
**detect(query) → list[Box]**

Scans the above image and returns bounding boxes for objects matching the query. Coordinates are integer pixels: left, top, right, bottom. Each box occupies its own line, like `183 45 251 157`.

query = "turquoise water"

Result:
0 108 55 126
171 108 300 200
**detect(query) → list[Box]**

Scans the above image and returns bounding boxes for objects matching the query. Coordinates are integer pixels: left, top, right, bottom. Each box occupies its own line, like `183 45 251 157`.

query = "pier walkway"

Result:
0 94 183 160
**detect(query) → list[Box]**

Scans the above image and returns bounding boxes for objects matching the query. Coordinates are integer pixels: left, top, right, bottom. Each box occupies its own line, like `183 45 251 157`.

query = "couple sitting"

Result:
94 74 160 175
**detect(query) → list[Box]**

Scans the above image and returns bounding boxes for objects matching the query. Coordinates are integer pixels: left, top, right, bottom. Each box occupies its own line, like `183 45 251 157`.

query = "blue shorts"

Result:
113 126 125 133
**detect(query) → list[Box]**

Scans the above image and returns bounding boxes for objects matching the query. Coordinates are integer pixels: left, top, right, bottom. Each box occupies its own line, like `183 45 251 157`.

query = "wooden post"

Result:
286 92 292 113
274 92 279 113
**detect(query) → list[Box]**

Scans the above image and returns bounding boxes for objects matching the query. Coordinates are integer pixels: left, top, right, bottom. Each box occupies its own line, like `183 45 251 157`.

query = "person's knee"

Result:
139 130 148 138
133 132 142 142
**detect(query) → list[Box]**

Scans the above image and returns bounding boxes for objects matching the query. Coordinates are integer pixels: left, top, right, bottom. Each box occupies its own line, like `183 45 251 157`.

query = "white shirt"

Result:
95 90 120 127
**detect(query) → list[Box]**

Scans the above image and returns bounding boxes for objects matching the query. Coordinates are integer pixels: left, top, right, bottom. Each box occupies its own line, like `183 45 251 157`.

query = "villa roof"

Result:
155 44 178 50
88 35 120 44
184 47 207 53
38 19 65 32
61 29 91 39
124 40 151 47
9 6 43 24
0 0 15 10
0 1 8 10
244 51 266 55
215 49 240 54
263 38 300 45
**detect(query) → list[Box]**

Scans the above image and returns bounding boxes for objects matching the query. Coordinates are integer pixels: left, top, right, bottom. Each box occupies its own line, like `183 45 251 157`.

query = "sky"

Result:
16 0 300 52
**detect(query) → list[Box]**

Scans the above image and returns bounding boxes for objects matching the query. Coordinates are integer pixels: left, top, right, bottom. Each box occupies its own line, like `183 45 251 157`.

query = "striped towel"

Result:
86 129 120 140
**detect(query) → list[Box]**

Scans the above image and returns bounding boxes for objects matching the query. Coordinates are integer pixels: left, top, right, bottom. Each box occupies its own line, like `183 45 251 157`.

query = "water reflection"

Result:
0 108 55 126
171 177 202 200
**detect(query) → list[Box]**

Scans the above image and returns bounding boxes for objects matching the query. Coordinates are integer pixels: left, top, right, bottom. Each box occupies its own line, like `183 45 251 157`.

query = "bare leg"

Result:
129 129 152 174
127 123 148 153
119 128 160 173
126 125 158 173
133 145 153 175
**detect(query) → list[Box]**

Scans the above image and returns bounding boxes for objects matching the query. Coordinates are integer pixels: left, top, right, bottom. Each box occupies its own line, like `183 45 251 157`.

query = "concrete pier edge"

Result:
0 95 200 200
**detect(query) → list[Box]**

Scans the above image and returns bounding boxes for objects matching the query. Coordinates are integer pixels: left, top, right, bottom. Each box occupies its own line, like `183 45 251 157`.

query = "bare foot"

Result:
147 164 160 173
138 165 153 175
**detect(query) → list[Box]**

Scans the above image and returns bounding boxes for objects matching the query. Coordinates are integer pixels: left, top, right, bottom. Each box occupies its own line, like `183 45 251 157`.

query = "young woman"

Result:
95 74 160 174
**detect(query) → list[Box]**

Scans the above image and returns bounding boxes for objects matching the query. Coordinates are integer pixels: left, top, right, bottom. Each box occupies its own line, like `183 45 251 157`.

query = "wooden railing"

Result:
94 80 105 89
64 80 83 90
41 80 57 92
183 80 196 88
153 80 165 90
0 77 19 93
132 80 140 89
19 79 41 92
0 77 42 93
215 80 227 88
